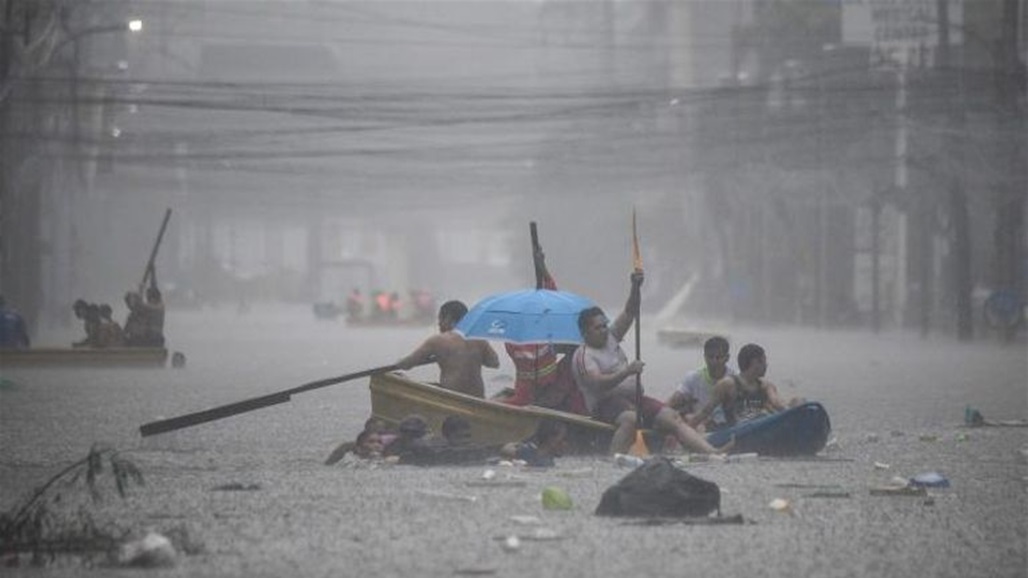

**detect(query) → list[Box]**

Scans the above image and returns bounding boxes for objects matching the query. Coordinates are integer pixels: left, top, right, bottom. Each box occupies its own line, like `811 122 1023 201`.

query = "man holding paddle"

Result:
572 271 730 456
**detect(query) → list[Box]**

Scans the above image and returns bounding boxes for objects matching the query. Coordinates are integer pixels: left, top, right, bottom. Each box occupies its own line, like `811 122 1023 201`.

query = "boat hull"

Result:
369 372 614 453
0 347 169 368
705 402 832 456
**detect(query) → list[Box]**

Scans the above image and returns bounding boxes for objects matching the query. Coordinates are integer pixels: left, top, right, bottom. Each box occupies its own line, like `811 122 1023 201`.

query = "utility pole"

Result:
937 0 973 341
993 0 1026 341
871 192 882 333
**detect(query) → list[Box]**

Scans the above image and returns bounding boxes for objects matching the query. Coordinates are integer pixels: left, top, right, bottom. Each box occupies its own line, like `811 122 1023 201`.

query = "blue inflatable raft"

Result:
705 402 831 456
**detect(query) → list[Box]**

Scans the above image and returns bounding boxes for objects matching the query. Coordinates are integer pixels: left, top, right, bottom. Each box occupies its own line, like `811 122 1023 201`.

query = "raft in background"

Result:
369 371 615 454
0 347 170 368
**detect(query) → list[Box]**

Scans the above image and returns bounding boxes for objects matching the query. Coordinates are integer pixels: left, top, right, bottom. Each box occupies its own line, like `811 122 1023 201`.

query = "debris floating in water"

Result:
509 515 541 526
501 535 521 552
117 532 177 568
909 471 950 488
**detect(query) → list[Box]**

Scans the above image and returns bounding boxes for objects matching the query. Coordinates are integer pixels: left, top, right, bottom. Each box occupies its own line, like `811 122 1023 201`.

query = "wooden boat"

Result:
705 402 832 456
369 371 615 454
370 373 831 457
0 347 169 368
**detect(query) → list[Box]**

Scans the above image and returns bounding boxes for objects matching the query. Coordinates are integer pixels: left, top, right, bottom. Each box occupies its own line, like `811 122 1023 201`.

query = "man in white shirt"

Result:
667 336 734 432
571 271 729 455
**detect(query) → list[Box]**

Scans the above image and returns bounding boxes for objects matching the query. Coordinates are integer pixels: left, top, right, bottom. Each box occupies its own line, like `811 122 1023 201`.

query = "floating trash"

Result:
117 532 176 568
888 476 910 488
211 482 261 492
805 491 851 499
509 515 541 526
870 486 926 496
541 486 573 510
482 469 496 480
964 406 985 427
614 454 645 468
910 471 950 488
501 535 521 552
873 462 890 470
768 498 791 513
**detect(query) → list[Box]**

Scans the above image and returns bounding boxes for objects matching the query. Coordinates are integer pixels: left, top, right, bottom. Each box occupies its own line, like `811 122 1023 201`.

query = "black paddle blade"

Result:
139 391 291 437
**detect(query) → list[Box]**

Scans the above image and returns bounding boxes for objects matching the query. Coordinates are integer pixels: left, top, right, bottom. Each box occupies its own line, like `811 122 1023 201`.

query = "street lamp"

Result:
58 15 143 317
62 16 143 179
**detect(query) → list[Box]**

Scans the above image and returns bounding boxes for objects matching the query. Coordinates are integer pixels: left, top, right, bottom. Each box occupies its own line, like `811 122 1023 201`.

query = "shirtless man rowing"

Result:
395 300 499 398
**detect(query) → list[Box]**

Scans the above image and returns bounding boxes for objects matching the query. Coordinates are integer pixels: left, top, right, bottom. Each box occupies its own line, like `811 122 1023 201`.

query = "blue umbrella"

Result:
454 289 596 345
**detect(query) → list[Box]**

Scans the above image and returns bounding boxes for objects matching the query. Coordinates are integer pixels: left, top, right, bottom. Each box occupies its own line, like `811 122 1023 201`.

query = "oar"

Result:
530 221 543 289
629 209 650 457
140 208 172 289
138 361 429 437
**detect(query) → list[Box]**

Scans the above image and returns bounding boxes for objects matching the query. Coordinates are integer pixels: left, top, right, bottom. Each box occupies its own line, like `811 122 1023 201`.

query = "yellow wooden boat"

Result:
0 347 169 368
369 371 615 453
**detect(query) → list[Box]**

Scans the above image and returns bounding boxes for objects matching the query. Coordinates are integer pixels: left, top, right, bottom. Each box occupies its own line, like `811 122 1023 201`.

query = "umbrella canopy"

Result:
454 289 596 345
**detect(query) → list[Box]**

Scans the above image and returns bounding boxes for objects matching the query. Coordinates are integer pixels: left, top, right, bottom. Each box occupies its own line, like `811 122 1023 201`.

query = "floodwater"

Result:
1 304 1025 577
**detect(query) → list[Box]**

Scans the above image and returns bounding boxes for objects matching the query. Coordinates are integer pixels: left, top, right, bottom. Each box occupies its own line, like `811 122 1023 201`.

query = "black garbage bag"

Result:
595 457 720 517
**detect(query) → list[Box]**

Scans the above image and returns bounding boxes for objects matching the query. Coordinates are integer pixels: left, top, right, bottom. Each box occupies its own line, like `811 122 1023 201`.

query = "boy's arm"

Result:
688 378 730 428
763 380 787 412
667 389 695 411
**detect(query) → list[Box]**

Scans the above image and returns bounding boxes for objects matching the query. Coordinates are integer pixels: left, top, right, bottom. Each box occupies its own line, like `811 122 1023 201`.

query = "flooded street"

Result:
2 0 1025 575
2 305 1025 577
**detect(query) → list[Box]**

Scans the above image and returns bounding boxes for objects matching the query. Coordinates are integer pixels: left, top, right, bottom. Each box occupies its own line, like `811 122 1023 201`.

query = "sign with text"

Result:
842 0 963 68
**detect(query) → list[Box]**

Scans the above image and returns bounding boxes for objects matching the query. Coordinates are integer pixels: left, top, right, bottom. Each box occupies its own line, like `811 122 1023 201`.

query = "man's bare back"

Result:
429 332 498 397
396 300 499 398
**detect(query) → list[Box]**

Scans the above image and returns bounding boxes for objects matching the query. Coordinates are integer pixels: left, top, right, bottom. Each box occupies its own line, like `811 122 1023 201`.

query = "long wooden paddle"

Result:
530 221 543 289
138 361 429 437
629 209 650 457
141 208 172 289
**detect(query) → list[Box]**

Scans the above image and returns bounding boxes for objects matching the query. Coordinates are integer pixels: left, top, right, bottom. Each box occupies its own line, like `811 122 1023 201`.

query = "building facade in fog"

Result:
1 0 1023 339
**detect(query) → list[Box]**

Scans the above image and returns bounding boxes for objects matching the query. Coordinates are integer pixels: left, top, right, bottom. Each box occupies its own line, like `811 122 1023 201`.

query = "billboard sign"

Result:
841 0 963 68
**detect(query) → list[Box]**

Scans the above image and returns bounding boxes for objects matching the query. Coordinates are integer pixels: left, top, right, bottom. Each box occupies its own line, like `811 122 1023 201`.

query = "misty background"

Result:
1 0 1025 342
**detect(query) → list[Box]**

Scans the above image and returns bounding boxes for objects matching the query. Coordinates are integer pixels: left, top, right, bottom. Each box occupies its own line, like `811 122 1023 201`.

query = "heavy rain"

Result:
0 1 1025 576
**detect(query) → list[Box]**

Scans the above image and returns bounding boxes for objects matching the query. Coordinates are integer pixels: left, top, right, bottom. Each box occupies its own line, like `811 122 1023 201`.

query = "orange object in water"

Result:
629 430 650 458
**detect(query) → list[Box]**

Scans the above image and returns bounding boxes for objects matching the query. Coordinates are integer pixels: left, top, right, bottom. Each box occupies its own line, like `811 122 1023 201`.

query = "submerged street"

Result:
1 305 1025 577
1 0 1026 575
